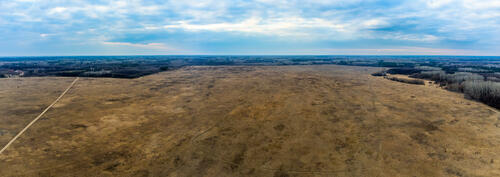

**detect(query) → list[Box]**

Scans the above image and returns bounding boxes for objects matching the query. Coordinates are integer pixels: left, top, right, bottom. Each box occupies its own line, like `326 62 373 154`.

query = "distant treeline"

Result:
0 56 350 78
0 59 176 78
2 55 500 79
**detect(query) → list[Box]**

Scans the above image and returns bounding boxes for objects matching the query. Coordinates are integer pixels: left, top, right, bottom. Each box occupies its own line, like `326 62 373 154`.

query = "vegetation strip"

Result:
0 77 79 155
384 76 425 85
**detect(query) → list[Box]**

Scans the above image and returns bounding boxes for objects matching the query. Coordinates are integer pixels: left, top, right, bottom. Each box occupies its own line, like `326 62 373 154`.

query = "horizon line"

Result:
1 54 500 58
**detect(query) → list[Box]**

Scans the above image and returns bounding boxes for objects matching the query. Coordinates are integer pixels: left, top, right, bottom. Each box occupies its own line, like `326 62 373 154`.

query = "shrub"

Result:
415 66 442 71
410 71 447 82
54 70 86 77
387 68 422 75
82 70 112 77
159 66 169 71
446 83 463 92
385 76 425 85
411 71 483 84
371 70 387 76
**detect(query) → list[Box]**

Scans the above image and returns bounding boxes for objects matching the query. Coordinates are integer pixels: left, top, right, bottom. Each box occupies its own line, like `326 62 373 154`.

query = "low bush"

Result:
415 66 442 71
410 71 447 82
411 71 484 84
81 70 112 77
386 68 422 75
371 70 387 76
446 83 463 92
385 76 425 85
159 66 169 71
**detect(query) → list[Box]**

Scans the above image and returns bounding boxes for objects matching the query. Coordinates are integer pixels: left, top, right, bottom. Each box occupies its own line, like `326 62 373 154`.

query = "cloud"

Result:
425 0 454 8
462 0 500 9
47 7 67 15
319 47 479 55
0 0 499 55
102 42 174 51
379 33 439 42
362 19 390 29
163 17 347 37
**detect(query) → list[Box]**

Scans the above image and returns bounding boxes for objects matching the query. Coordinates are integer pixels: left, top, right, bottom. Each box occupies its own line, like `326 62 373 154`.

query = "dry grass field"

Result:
0 65 499 177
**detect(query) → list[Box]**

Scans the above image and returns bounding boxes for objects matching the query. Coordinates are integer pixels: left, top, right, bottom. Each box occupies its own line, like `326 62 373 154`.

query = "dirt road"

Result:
0 77 79 155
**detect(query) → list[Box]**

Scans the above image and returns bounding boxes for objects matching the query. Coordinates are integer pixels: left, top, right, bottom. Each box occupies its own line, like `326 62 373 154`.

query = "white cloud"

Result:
102 42 174 50
425 0 455 8
13 0 39 2
47 7 67 15
462 0 500 9
163 17 346 36
320 47 478 55
1 0 500 54
361 19 389 29
46 7 72 19
394 34 439 42
43 1 162 19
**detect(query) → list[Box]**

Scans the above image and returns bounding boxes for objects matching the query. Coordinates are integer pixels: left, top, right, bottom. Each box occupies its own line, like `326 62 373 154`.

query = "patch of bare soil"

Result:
0 65 499 176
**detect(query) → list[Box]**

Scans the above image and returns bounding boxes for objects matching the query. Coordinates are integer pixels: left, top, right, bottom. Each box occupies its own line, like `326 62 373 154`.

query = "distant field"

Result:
0 65 499 176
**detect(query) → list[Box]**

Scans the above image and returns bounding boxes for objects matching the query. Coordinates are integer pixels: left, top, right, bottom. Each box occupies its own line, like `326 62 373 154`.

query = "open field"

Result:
0 65 499 176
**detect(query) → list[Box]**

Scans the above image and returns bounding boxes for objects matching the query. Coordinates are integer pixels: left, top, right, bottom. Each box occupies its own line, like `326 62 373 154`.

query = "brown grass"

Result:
0 65 499 176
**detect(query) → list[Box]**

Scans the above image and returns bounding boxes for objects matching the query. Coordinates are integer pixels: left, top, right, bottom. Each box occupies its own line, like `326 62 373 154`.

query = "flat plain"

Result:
0 65 499 177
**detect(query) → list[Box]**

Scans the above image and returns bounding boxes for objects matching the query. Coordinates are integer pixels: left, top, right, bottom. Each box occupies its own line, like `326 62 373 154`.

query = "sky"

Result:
0 0 499 56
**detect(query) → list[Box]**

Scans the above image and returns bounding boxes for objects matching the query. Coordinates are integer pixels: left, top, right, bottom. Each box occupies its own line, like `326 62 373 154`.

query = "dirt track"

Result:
0 65 499 176
0 77 79 155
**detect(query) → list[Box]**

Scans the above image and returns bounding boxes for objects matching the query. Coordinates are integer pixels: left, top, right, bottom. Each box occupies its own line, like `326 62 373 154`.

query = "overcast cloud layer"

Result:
0 0 499 56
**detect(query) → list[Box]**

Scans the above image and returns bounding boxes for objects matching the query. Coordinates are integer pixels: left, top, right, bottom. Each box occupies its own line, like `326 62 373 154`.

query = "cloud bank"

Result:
0 0 499 55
